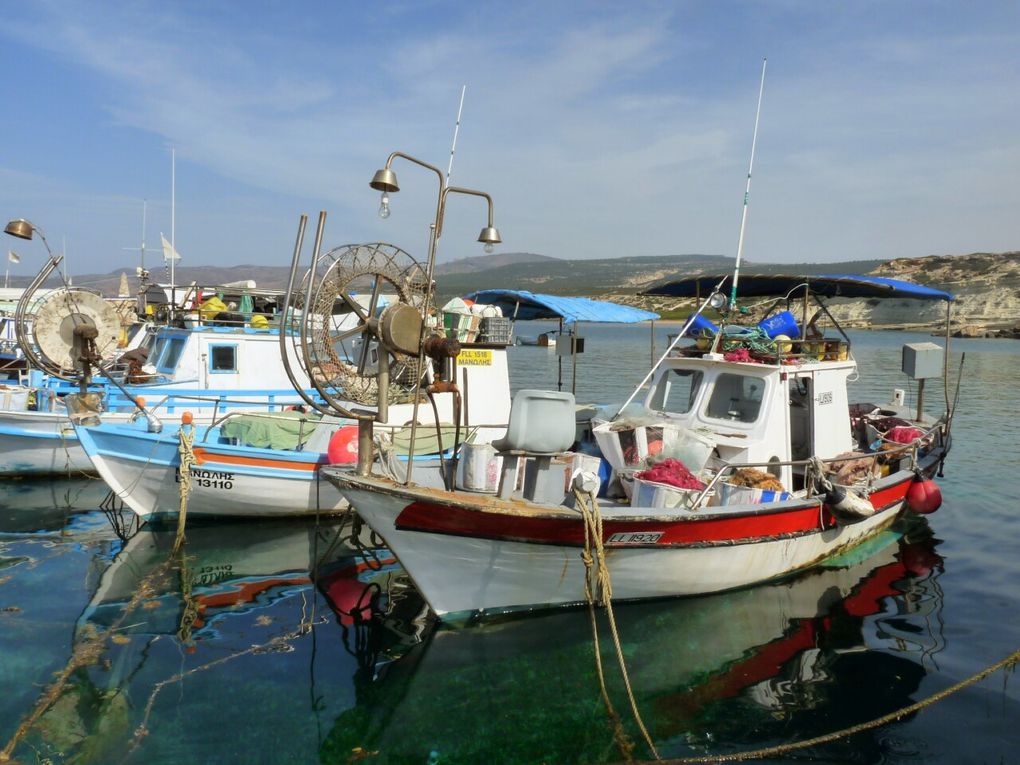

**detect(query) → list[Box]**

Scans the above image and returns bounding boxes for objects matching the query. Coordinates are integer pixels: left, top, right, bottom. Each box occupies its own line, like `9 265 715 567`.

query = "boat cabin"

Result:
642 354 856 491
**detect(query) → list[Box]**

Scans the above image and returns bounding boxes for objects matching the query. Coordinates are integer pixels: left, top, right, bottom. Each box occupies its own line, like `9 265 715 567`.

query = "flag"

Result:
160 233 181 262
7 250 19 264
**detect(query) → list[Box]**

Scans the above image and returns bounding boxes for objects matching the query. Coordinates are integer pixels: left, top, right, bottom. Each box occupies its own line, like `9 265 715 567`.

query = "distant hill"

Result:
435 252 556 276
17 249 1020 329
432 254 887 300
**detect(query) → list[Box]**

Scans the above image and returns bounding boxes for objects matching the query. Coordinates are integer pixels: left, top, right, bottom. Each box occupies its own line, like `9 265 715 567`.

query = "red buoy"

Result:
327 426 359 464
906 476 942 514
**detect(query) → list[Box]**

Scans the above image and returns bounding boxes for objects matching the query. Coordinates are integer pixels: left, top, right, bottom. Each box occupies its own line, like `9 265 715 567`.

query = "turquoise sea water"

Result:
1 327 1019 764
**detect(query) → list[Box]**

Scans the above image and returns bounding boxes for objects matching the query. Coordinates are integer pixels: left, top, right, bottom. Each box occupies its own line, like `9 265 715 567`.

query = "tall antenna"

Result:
446 85 467 184
428 86 468 264
170 147 176 287
730 57 767 310
122 199 149 271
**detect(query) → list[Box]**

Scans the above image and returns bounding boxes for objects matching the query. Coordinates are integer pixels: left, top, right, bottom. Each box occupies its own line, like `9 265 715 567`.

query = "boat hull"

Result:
0 389 330 477
76 422 348 521
0 409 116 475
330 471 916 620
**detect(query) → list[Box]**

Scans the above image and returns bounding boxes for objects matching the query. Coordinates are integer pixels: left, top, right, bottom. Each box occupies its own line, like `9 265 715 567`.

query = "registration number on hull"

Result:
607 532 663 545
174 467 235 490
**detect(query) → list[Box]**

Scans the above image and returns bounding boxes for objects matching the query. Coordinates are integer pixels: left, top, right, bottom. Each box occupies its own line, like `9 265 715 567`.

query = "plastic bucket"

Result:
457 443 502 493
757 310 799 339
682 313 719 338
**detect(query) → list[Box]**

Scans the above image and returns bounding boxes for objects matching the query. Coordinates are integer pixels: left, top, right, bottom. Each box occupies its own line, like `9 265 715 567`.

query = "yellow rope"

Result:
172 424 195 555
176 552 198 647
575 487 660 762
625 647 1020 765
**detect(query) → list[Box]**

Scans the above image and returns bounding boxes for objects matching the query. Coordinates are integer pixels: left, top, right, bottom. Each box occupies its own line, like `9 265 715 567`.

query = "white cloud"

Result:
1 0 1017 274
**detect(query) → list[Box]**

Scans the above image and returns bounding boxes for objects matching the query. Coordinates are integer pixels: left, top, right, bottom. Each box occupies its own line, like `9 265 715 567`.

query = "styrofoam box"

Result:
593 422 652 470
632 477 703 509
0 386 30 411
717 482 791 506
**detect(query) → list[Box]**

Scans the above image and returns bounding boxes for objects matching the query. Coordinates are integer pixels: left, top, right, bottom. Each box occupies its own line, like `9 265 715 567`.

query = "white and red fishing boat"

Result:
323 274 956 622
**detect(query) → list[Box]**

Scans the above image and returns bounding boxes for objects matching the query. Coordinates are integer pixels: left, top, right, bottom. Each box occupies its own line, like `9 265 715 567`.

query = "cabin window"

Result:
209 344 238 373
651 369 703 413
157 337 186 373
704 373 765 423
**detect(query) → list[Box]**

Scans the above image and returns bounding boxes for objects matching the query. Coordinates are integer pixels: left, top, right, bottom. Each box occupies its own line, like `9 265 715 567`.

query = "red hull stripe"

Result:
393 478 912 547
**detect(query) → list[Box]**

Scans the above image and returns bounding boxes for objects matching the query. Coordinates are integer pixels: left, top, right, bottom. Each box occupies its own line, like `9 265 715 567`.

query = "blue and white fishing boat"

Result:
0 226 406 477
71 237 523 520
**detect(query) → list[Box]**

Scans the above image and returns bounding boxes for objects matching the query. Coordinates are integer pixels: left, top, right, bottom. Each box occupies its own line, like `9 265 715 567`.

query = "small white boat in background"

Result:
0 254 405 477
72 338 512 521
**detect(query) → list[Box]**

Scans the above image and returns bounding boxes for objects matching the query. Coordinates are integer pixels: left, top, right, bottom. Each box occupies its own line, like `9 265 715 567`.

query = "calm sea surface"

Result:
2 327 1019 764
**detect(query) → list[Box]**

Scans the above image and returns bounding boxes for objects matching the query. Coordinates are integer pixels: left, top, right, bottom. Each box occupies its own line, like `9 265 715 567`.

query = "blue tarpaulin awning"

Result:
463 290 660 324
641 274 954 302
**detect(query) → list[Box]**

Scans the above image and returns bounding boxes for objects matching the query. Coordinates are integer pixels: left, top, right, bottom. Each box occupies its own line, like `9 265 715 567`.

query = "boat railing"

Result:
688 417 948 511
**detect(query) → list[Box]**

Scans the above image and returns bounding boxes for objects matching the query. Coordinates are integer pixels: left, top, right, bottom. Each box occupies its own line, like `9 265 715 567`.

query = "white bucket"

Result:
457 443 502 493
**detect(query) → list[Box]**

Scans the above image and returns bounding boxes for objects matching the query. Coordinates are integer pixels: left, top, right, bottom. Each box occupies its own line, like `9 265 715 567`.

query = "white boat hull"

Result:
76 422 348 520
333 472 915 620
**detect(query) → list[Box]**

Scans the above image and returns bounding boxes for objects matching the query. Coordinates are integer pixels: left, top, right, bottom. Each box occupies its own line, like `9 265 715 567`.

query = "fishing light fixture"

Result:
478 225 502 254
369 166 400 193
708 292 728 311
369 153 501 255
4 218 54 256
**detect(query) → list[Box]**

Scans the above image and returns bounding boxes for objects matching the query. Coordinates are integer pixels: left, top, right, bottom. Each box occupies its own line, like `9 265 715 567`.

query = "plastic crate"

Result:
478 316 512 344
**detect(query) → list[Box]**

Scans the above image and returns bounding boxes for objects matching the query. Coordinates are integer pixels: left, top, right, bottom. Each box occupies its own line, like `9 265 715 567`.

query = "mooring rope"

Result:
172 423 195 555
575 487 660 762
619 646 1020 765
176 553 198 648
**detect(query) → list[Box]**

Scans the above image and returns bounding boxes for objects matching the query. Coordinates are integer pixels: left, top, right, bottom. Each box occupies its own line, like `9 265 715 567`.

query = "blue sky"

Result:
1 1 1018 281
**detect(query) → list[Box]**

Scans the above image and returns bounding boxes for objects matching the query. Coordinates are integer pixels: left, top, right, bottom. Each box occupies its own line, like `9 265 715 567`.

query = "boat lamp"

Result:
478 225 502 254
4 219 35 240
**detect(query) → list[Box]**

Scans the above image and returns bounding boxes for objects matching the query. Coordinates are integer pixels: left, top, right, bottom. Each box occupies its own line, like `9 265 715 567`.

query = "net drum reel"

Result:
28 288 123 384
298 241 432 418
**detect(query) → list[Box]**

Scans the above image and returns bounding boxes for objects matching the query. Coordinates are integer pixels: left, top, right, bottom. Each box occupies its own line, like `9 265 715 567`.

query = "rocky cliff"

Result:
615 251 1020 335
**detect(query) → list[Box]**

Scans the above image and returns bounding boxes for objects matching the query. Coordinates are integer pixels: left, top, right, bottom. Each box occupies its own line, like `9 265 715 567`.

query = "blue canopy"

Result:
463 289 660 324
641 274 954 302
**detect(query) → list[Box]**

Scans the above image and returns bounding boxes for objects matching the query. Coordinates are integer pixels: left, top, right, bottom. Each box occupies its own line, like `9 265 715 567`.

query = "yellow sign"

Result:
457 349 494 366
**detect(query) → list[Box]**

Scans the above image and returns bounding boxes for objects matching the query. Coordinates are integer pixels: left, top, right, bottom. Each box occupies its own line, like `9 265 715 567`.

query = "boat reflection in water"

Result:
6 512 944 764
14 515 421 765
0 478 113 534
321 516 946 764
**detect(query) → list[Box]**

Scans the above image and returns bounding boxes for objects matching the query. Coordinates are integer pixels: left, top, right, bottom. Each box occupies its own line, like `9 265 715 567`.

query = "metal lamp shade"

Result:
370 168 399 193
477 226 502 245
4 219 34 240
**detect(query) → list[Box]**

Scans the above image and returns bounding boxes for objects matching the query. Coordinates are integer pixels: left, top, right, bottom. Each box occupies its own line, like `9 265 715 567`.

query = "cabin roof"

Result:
463 289 660 324
641 273 955 302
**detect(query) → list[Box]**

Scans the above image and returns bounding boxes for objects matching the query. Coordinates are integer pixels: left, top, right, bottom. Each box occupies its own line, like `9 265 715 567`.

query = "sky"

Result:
1 1 1018 282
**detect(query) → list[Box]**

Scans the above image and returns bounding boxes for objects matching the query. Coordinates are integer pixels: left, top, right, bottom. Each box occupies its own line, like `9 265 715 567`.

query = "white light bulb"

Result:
378 193 390 219
483 242 494 254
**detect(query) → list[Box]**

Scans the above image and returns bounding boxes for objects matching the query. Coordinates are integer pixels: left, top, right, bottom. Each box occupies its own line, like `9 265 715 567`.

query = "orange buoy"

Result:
327 426 359 464
136 396 146 408
181 411 194 426
906 475 942 514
